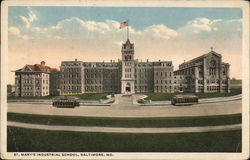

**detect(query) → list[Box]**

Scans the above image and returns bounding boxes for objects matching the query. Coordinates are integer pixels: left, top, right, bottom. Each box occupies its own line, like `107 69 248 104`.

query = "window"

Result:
223 67 226 75
209 60 216 75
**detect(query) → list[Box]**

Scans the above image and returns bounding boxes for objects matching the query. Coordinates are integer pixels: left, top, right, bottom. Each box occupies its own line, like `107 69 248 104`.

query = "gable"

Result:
205 51 222 59
22 65 33 71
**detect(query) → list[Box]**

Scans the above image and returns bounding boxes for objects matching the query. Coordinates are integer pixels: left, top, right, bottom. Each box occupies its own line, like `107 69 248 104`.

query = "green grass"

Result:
8 112 241 128
77 93 108 100
7 95 56 100
7 127 241 152
145 88 242 101
7 93 108 100
231 79 242 84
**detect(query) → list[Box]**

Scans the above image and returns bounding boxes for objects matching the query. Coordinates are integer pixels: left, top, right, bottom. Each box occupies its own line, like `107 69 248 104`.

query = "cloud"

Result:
143 24 178 39
177 17 242 40
212 19 223 24
113 41 123 46
49 17 177 42
21 35 30 40
9 27 20 36
189 18 213 32
53 35 65 40
19 7 38 29
178 18 224 34
11 16 242 46
9 26 31 40
51 17 118 35
228 19 242 23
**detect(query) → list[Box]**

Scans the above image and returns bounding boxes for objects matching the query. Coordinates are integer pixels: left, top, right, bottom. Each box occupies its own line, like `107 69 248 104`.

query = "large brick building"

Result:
14 39 230 96
14 61 59 96
59 39 175 95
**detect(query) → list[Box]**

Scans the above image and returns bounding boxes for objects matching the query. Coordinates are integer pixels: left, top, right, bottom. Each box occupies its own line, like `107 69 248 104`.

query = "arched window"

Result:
209 60 216 75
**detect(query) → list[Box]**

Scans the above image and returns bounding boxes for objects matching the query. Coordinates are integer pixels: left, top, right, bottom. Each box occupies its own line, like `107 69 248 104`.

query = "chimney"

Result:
159 59 161 62
147 59 149 62
75 59 77 61
110 60 112 63
40 61 45 66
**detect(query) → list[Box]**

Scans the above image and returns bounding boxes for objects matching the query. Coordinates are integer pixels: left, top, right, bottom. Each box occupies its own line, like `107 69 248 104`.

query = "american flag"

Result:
120 21 128 29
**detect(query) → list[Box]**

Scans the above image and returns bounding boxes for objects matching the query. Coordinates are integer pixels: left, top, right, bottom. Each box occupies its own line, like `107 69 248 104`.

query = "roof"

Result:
15 64 59 73
122 39 134 47
180 50 222 66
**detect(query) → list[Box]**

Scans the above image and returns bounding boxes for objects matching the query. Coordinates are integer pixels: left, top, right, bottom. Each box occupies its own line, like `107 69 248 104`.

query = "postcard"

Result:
1 0 249 159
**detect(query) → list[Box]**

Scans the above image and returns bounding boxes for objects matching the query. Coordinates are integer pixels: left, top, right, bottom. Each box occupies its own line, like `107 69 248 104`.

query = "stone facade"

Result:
13 40 230 96
174 50 230 93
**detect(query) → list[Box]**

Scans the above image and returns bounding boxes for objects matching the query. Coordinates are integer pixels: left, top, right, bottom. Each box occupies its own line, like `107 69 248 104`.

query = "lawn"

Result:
145 88 242 101
77 93 108 100
7 127 241 152
7 95 56 100
8 112 241 128
231 79 242 84
8 93 108 100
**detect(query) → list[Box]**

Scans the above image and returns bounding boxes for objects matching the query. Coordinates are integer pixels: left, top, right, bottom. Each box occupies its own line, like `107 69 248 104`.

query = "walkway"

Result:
8 121 241 133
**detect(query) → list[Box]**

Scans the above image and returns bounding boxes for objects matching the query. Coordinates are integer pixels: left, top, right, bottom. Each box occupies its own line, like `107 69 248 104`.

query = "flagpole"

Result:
127 24 129 40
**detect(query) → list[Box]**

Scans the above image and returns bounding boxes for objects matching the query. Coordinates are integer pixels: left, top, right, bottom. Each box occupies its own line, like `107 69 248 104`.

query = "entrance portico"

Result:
126 83 131 92
121 80 135 94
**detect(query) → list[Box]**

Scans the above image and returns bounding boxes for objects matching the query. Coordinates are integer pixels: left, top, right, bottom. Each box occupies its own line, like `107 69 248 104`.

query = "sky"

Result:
8 6 242 84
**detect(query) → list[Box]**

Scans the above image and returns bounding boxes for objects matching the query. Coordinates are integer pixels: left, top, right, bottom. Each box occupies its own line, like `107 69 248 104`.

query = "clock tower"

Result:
121 39 135 94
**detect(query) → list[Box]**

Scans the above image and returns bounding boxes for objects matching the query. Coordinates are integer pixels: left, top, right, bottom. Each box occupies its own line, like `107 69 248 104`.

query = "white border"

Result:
1 0 249 159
